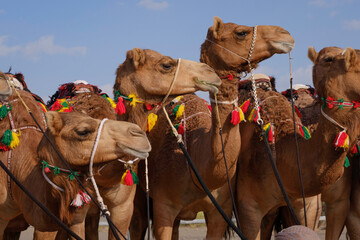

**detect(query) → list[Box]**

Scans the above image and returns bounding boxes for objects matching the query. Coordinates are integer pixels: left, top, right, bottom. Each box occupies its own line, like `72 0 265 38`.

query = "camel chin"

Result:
270 41 295 53
194 78 219 94
121 146 150 159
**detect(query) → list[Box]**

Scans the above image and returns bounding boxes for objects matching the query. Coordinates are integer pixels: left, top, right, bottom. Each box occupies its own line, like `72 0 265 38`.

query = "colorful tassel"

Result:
115 97 126 115
131 170 139 184
248 107 260 122
293 105 302 118
299 125 311 140
70 191 91 208
240 99 250 113
106 97 117 108
146 113 158 132
128 93 144 107
344 156 350 168
172 96 183 104
174 104 184 120
37 102 47 113
121 169 134 186
175 123 184 135
350 144 359 156
263 123 274 143
334 130 349 150
1 129 20 149
230 107 245 125
0 104 12 120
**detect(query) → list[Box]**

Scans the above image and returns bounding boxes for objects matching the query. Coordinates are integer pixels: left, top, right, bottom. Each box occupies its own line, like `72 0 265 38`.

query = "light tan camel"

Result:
235 46 360 239
129 17 295 239
0 71 152 240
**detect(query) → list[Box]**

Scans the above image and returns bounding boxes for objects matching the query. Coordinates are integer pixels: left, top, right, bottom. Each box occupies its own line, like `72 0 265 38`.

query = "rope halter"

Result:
161 58 182 105
88 118 109 215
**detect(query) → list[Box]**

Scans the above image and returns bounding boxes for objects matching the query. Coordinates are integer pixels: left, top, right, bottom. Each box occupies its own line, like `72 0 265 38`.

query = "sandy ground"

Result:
19 222 348 239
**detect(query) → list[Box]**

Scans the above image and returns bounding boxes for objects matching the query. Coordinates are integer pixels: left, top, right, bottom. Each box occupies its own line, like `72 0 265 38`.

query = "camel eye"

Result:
324 57 333 63
161 63 173 70
235 31 248 38
75 127 94 137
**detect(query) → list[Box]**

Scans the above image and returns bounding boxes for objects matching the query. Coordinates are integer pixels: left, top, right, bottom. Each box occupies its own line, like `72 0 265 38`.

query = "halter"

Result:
88 118 109 214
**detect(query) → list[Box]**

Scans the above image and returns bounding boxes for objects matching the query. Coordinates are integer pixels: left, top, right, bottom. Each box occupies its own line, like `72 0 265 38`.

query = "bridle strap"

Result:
88 118 109 214
320 107 347 131
161 58 182 105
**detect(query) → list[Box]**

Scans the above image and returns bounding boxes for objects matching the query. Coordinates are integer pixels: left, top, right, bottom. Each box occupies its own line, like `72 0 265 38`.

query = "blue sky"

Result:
1 0 359 102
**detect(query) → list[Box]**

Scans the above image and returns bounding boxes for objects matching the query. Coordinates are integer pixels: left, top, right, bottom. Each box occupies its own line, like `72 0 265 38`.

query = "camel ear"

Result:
308 46 318 63
46 111 64 135
343 47 357 70
213 16 224 40
127 48 146 69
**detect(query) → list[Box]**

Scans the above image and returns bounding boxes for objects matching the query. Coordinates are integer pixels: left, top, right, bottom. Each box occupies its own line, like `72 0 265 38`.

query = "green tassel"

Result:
302 126 311 140
171 105 180 116
1 130 13 146
338 99 344 109
131 170 139 184
344 156 350 168
0 105 11 120
53 167 60 175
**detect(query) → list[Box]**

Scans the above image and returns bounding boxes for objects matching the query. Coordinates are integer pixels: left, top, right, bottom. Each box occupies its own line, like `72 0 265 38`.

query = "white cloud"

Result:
23 35 86 60
137 0 168 10
343 19 360 30
0 36 21 56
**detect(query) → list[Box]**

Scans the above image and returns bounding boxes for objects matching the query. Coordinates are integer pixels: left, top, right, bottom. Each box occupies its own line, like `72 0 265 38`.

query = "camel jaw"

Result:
270 41 295 53
194 77 220 94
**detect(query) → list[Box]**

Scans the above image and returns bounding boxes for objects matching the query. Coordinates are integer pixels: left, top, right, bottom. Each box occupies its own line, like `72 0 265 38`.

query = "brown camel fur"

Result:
234 46 360 240
129 17 295 239
58 48 221 240
260 85 322 239
262 83 359 240
0 71 152 239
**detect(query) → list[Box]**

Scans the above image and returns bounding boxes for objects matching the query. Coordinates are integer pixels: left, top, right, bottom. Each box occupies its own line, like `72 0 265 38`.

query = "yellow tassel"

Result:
147 113 158 132
120 171 127 184
248 108 255 121
239 107 245 122
128 93 144 107
172 96 183 103
175 104 185 120
10 130 20 149
107 97 117 108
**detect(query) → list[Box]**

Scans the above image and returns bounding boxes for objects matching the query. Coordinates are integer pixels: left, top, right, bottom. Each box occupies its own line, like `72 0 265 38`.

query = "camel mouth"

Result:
270 41 295 53
122 146 150 159
194 77 220 94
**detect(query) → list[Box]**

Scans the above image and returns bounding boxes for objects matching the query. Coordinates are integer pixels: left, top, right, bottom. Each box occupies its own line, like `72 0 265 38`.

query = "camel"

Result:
25 47 221 240
0 70 152 240
234 46 360 239
262 84 359 240
128 17 295 239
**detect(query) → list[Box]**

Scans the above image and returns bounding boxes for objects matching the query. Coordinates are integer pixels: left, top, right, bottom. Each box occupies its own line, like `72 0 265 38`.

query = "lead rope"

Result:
145 157 151 240
289 52 307 226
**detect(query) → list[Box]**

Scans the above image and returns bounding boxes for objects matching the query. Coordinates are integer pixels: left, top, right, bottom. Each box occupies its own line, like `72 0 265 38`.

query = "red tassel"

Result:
44 167 51 173
240 99 250 113
267 125 274 143
123 170 134 186
0 143 11 151
177 124 184 134
231 109 240 125
115 97 126 115
145 103 153 111
294 106 302 118
350 144 358 155
334 130 349 149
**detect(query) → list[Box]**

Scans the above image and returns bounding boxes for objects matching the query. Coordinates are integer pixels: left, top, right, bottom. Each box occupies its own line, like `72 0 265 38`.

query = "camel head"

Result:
114 48 221 102
38 111 151 166
0 70 12 98
308 46 360 100
200 16 295 74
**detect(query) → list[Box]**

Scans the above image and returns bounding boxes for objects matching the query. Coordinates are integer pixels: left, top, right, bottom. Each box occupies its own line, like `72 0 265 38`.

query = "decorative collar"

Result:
321 97 360 109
